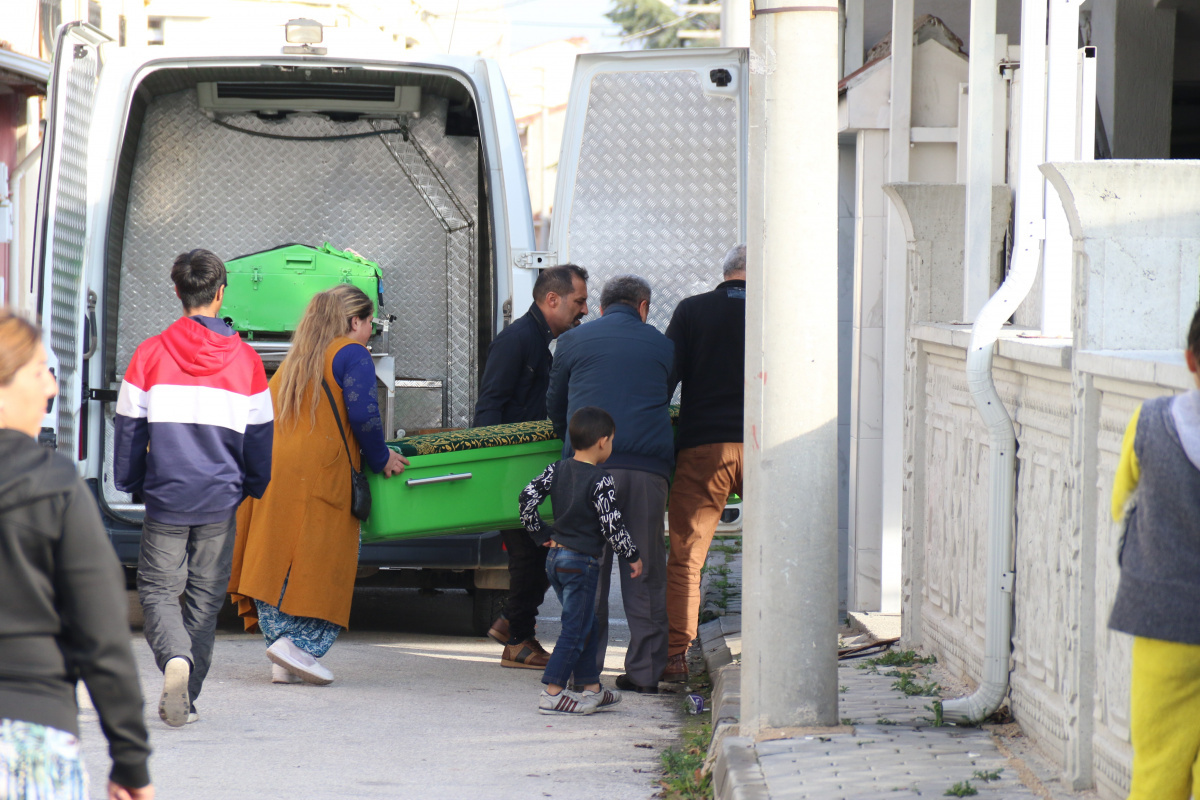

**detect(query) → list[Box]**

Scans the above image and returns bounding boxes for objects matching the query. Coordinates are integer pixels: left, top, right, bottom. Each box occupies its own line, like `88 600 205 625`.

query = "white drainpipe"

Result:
941 0 1049 725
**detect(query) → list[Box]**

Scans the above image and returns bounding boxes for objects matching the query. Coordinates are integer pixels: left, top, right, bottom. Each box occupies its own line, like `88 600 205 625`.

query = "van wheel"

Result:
471 588 507 638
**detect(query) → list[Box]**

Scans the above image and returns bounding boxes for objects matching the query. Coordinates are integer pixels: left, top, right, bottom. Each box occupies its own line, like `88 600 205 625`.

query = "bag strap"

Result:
321 378 356 470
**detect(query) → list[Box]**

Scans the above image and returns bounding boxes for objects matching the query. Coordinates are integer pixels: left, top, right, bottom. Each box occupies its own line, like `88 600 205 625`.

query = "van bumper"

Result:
87 480 508 571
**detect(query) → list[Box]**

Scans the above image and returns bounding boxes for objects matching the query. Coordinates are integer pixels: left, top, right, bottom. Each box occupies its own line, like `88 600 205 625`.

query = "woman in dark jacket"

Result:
0 310 153 800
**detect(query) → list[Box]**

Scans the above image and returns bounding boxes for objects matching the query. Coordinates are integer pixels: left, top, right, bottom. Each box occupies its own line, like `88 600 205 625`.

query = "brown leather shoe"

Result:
661 652 689 683
487 616 510 645
501 638 550 669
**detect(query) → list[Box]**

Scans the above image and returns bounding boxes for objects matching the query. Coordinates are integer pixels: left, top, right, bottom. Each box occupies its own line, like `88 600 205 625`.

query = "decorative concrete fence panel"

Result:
891 163 1200 798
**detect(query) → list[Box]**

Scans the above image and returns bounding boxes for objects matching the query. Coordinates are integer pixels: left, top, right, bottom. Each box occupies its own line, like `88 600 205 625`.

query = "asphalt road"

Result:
76 567 681 800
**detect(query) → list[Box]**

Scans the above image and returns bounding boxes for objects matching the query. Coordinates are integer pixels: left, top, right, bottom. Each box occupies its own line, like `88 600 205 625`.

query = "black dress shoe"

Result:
615 673 660 694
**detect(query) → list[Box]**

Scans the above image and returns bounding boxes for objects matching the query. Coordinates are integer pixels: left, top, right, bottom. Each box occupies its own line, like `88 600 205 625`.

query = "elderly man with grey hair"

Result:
546 274 675 694
659 244 747 683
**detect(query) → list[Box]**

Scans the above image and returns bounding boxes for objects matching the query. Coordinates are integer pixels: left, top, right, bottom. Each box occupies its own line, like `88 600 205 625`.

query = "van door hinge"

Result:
514 251 557 269
999 571 1015 593
87 389 118 403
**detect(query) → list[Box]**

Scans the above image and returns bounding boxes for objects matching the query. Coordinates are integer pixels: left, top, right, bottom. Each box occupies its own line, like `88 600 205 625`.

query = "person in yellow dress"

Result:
1110 305 1200 800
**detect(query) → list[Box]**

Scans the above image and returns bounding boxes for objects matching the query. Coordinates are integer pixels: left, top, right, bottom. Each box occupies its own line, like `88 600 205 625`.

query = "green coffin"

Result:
360 422 561 543
360 409 688 543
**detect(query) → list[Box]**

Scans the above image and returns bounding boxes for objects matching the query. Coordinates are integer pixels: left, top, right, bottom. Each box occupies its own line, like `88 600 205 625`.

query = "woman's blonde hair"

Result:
0 310 41 387
275 284 374 427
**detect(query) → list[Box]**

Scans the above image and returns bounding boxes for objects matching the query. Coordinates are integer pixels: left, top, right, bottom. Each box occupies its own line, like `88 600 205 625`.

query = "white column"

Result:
849 129 888 611
721 0 751 47
962 0 997 322
1040 0 1082 336
878 0 913 614
844 0 865 75
743 1 840 732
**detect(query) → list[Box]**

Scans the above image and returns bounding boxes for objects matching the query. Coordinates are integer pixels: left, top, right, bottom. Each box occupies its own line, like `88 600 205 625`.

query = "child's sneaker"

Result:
538 688 596 715
581 684 622 711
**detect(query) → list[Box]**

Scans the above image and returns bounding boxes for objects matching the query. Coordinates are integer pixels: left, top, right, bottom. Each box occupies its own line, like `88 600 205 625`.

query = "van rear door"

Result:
32 22 111 458
546 48 747 333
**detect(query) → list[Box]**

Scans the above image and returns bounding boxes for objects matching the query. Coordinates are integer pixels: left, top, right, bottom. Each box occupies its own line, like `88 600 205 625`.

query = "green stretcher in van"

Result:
221 242 383 336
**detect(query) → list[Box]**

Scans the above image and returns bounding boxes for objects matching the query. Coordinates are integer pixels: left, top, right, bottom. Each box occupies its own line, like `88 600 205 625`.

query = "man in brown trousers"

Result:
662 244 746 682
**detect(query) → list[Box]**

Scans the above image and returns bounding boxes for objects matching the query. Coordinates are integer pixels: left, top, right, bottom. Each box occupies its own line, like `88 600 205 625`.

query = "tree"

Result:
605 0 720 49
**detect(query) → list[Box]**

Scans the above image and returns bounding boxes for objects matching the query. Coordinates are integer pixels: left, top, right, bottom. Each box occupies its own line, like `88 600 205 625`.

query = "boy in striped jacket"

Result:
114 249 272 728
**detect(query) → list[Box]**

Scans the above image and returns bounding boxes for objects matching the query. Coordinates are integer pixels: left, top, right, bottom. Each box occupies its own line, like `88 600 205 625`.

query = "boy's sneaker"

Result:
266 637 334 685
159 656 191 727
581 685 622 711
538 689 596 715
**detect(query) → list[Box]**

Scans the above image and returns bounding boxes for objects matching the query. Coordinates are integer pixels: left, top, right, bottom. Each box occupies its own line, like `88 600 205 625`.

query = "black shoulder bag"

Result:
321 379 372 521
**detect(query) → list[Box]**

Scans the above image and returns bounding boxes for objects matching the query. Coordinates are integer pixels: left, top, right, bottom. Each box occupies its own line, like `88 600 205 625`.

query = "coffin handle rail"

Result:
406 472 473 487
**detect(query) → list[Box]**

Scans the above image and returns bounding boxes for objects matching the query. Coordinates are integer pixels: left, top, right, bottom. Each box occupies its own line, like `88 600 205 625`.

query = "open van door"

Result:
32 22 111 457
546 48 747 333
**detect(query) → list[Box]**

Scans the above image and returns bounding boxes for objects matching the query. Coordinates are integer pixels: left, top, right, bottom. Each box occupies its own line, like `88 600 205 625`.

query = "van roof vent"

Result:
198 82 421 115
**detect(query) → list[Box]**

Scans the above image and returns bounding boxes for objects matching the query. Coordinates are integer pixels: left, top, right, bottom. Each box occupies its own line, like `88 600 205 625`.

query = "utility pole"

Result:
742 1 840 733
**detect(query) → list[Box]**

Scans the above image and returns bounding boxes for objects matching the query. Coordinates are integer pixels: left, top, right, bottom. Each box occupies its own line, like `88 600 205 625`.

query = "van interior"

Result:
98 66 493 513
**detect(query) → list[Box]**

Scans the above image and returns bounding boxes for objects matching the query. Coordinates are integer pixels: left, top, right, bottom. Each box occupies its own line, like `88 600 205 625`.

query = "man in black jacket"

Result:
475 264 589 668
663 245 746 683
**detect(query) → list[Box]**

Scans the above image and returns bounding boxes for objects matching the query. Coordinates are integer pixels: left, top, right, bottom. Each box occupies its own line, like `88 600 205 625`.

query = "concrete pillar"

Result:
879 0 913 615
721 0 751 47
1042 162 1200 351
845 0 865 75
885 183 1013 325
742 2 840 732
1040 0 1082 337
1090 0 1175 159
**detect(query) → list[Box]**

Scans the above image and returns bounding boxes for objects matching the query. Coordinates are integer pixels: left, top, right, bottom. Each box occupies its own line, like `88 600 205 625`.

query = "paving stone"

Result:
698 535 1045 800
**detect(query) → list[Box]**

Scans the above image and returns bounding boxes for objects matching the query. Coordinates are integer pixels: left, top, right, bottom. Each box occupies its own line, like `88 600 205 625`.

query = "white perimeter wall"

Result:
897 162 1200 797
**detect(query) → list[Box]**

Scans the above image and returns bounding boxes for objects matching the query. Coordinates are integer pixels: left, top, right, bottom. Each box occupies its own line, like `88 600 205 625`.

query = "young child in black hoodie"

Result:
519 406 642 715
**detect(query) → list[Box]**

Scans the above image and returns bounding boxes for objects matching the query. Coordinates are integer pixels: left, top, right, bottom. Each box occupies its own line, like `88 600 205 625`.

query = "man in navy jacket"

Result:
546 275 674 693
475 264 589 669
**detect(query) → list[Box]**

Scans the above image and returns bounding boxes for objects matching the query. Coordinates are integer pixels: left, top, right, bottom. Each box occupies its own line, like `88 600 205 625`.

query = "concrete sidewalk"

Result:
698 543 1086 800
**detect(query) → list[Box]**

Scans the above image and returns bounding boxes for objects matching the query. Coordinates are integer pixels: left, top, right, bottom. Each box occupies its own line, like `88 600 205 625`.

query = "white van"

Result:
33 21 746 634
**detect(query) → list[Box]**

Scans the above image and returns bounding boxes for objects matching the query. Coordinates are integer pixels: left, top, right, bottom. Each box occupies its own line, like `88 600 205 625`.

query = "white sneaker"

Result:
266 638 334 685
186 709 199 724
272 663 303 684
581 685 622 712
159 657 191 727
537 688 596 715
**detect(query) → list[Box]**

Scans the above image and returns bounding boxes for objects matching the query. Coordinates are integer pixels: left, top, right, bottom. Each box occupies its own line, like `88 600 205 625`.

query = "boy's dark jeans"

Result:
137 514 237 704
542 547 602 688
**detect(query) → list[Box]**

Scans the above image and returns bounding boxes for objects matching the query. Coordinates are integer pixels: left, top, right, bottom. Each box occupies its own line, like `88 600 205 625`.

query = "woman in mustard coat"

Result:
229 285 408 685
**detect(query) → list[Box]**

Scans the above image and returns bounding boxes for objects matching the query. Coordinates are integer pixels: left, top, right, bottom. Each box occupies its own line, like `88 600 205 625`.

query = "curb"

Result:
699 614 766 800
712 736 770 800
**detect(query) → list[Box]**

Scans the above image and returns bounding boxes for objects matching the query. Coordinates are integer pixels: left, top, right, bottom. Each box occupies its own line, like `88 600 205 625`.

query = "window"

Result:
148 17 165 46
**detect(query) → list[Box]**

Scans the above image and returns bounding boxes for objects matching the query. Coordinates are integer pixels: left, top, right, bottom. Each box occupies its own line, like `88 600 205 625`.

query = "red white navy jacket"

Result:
114 316 273 525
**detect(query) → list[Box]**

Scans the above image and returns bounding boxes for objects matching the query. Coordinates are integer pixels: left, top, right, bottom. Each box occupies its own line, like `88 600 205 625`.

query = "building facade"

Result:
836 1 1200 794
